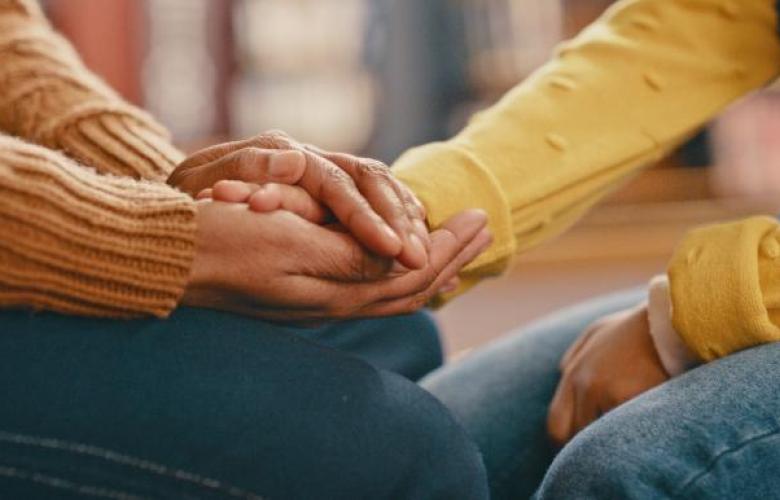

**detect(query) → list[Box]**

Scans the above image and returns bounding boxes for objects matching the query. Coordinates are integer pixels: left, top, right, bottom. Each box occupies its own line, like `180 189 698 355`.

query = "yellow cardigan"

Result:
394 0 780 362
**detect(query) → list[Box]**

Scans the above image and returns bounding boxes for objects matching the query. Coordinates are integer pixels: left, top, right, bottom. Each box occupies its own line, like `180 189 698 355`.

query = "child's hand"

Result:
547 304 669 446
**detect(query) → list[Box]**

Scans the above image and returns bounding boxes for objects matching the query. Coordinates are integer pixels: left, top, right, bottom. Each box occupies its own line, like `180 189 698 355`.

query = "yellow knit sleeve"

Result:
668 216 780 361
394 0 780 296
0 0 185 182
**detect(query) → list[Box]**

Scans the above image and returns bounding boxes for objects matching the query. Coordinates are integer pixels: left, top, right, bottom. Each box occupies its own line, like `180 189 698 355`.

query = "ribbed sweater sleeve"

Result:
0 134 196 317
0 0 185 181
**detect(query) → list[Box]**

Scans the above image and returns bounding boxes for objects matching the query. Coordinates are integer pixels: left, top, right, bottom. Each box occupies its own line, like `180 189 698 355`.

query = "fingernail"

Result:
381 223 403 249
269 150 305 177
476 229 493 251
408 233 428 267
460 210 489 235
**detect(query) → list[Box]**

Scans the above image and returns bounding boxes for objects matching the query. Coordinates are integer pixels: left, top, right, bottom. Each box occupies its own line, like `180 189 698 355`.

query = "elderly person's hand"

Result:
546 304 669 446
182 200 490 321
169 131 430 270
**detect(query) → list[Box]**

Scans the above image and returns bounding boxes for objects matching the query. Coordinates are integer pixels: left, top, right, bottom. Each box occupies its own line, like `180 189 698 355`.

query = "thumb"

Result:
177 148 307 195
218 148 306 185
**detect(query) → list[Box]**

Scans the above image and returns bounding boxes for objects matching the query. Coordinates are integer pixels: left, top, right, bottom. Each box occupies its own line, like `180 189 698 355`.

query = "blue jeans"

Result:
0 308 488 499
425 288 780 499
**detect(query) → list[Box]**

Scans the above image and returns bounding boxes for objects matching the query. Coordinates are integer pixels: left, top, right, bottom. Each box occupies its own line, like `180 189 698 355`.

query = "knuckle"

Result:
584 381 602 400
324 165 353 189
264 129 289 139
357 160 391 180
571 370 591 391
235 147 265 167
258 129 292 147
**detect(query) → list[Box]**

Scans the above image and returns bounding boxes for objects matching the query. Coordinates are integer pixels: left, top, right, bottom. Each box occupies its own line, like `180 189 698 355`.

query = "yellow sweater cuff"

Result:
394 141 515 276
669 216 780 361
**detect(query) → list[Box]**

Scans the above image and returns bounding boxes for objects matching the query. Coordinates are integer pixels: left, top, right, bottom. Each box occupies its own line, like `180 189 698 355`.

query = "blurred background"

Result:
43 0 780 357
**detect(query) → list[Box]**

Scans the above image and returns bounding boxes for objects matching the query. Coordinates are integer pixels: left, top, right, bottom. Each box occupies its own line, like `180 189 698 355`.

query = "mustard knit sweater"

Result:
0 0 195 318
395 0 780 362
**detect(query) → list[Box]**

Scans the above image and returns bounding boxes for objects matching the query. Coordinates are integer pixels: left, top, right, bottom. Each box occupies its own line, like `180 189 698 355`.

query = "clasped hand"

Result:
168 131 492 321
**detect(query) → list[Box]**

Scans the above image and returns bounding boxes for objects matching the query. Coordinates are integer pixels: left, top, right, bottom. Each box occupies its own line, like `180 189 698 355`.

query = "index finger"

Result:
306 146 430 268
296 150 404 259
547 376 576 447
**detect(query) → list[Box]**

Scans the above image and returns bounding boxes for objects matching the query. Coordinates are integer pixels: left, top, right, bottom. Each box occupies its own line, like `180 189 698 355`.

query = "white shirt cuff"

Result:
647 275 699 377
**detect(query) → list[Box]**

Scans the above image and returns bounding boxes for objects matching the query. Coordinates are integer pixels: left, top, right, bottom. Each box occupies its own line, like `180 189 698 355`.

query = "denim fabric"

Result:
424 288 646 499
427 288 780 499
0 308 487 499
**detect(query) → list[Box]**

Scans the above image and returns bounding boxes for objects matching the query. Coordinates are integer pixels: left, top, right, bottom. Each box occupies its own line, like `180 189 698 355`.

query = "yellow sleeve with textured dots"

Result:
668 216 780 361
394 0 780 358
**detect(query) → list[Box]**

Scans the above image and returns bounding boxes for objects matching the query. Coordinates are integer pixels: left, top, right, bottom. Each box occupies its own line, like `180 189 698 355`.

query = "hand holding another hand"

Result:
169 130 431 269
182 200 491 321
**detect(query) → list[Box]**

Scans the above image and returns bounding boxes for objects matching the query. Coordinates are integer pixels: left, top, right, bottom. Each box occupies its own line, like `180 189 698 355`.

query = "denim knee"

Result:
200 348 486 499
534 406 677 499
395 311 443 378
0 309 481 499
362 369 489 500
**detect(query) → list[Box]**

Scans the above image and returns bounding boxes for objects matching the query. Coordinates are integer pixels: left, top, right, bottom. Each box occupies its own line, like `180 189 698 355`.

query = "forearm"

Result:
396 0 780 284
0 134 196 317
0 0 184 181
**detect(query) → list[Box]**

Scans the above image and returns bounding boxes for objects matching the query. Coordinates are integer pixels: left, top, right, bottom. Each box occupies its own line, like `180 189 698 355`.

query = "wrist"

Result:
182 203 220 304
647 275 700 377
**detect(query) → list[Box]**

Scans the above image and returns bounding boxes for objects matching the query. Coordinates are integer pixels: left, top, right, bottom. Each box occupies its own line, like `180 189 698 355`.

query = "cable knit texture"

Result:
0 0 185 179
0 0 196 317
